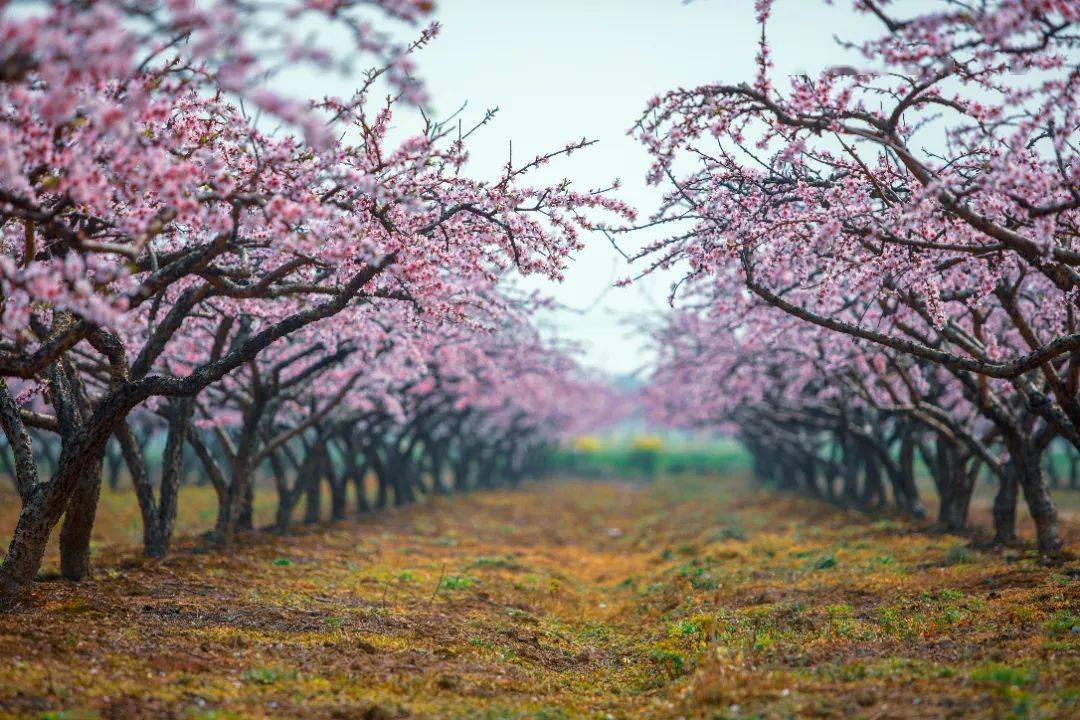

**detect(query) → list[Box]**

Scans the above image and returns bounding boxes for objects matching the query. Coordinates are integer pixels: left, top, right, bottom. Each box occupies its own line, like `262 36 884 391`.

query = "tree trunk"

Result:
897 425 925 517
304 444 324 524
453 458 471 492
859 446 884 509
933 438 975 533
324 445 347 521
214 483 236 543
992 463 1019 546
375 470 389 510
1 428 118 605
343 434 370 513
0 500 57 604
329 471 347 521
303 453 323 525
58 452 105 581
269 452 292 533
430 445 449 495
213 467 250 545
839 433 860 505
803 453 822 498
476 450 498 490
391 451 415 506
238 478 255 531
1007 438 1062 556
367 447 390 510
144 398 194 558
353 462 370 513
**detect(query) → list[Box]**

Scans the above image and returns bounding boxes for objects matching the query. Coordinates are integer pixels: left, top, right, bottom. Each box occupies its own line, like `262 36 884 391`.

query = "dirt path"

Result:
0 477 1077 719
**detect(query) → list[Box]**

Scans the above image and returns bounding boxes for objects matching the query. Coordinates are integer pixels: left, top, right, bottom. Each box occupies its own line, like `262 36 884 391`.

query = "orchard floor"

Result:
0 476 1078 720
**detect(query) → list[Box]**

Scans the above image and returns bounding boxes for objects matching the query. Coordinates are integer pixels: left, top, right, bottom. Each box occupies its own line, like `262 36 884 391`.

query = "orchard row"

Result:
0 0 625 607
642 1 1079 556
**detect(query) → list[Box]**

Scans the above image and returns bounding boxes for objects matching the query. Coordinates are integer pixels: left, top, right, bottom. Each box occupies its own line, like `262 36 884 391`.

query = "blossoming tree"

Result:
633 0 1078 555
0 0 630 604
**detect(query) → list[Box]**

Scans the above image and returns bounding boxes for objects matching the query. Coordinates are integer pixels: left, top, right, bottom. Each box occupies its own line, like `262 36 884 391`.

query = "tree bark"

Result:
58 452 105 580
140 398 195 558
1006 437 1062 556
992 462 1019 546
238 479 255 531
1 415 122 605
897 424 925 517
343 432 370 513
452 457 472 493
303 451 323 525
328 451 348 522
930 437 975 532
859 445 884 509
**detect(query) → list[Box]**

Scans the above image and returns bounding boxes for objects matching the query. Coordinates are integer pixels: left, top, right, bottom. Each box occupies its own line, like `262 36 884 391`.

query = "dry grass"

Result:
0 475 1077 719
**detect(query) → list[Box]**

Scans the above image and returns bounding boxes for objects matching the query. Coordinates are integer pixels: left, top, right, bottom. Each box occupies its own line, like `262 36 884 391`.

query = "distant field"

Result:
551 437 750 479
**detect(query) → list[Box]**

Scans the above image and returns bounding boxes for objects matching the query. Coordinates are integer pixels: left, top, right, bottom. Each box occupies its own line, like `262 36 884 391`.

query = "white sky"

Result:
290 1 884 376
409 0 884 376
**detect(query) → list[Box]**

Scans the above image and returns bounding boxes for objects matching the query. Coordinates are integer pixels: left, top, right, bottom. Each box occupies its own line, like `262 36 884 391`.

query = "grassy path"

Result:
0 476 1077 719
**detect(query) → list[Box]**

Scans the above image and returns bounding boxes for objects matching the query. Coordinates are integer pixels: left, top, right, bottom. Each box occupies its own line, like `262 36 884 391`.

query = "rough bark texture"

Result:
992 464 1020 546
1009 440 1062 556
58 453 105 581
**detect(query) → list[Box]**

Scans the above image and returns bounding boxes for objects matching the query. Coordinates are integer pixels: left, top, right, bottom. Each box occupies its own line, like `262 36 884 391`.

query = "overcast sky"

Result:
307 1 883 375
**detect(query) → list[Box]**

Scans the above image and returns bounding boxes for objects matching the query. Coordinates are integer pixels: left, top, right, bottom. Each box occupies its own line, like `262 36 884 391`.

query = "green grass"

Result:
439 575 476 591
549 440 749 480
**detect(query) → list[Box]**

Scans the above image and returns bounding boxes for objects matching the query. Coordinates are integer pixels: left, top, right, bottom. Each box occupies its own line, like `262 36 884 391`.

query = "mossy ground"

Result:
0 476 1077 719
